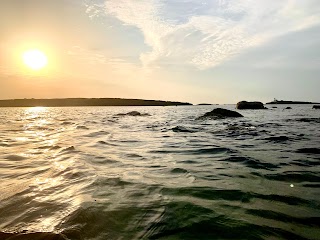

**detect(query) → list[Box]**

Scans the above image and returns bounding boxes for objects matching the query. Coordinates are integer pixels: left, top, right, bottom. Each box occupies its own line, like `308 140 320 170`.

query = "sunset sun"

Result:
23 49 48 70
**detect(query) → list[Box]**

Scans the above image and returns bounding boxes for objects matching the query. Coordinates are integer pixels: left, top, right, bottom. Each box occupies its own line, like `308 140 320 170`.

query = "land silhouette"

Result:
0 98 192 107
266 99 320 104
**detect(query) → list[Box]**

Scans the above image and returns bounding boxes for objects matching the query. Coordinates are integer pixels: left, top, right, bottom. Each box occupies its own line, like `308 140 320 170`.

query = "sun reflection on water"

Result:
22 107 52 139
24 106 47 117
34 176 63 192
0 106 94 234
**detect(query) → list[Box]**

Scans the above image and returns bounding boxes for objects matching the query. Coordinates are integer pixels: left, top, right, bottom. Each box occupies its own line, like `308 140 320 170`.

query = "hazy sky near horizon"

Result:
1 0 320 104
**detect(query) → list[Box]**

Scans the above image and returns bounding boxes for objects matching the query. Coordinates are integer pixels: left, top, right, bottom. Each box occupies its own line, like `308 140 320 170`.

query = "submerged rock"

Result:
236 101 266 110
116 111 150 117
197 108 243 120
313 105 320 109
284 107 292 110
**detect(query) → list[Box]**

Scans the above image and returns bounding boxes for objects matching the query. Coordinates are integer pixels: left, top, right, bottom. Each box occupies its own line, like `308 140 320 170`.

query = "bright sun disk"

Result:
23 49 48 70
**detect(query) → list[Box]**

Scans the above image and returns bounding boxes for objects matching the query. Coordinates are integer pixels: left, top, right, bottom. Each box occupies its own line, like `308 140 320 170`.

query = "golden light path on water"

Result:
1 107 90 232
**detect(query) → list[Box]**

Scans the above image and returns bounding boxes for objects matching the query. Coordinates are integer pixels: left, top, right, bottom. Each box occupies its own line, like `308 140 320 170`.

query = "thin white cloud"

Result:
93 0 320 69
67 45 142 75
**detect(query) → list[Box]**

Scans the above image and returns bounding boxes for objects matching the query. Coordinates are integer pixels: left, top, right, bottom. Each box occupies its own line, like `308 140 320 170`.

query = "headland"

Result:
266 100 320 105
0 98 192 107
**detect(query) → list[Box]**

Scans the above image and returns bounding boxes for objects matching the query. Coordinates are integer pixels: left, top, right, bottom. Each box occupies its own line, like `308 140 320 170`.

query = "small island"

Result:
266 99 320 105
0 98 192 107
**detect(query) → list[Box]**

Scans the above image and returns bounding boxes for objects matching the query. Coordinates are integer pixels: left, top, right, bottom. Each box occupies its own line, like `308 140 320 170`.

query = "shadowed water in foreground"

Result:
0 105 319 239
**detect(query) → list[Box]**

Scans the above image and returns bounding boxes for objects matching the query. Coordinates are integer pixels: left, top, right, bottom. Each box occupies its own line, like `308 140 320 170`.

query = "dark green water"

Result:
0 105 319 239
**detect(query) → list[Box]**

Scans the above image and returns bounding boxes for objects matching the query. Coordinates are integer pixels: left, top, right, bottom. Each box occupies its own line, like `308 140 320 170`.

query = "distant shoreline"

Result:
266 100 320 105
0 98 192 107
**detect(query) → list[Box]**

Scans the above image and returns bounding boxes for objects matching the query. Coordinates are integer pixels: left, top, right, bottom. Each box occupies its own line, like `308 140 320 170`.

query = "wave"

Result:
221 156 279 170
1 105 320 239
0 231 68 240
296 148 320 154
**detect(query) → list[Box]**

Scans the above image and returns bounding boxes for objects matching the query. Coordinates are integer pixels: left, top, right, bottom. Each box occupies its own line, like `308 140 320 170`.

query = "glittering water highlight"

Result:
0 105 319 239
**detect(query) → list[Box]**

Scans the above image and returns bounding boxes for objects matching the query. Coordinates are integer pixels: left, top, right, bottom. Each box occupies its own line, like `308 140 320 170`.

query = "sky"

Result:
0 0 319 104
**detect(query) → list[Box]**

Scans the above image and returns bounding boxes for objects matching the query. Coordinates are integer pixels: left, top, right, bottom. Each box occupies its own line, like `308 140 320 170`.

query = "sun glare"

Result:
23 49 48 70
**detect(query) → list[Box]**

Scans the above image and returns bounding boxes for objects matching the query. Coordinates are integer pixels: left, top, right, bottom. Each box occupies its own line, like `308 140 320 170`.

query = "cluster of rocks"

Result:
197 101 268 120
236 101 320 110
236 101 267 110
115 101 319 121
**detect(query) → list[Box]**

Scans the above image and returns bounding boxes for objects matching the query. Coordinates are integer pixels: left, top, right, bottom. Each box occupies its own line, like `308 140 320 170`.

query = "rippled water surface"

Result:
0 105 319 239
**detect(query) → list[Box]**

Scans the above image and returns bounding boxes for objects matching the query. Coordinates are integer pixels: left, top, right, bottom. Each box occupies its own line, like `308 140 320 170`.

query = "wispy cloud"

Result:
66 45 151 80
93 0 320 69
84 0 106 19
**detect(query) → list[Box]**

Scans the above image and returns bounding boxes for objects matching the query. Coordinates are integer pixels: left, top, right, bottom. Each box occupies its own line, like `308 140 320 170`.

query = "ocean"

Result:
0 105 319 239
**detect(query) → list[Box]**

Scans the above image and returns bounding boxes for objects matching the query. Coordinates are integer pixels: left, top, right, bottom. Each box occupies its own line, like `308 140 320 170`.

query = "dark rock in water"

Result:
197 108 243 120
296 148 320 154
197 103 212 106
116 111 150 117
272 106 277 108
313 105 320 109
236 101 266 109
172 126 194 133
284 107 292 110
265 136 289 142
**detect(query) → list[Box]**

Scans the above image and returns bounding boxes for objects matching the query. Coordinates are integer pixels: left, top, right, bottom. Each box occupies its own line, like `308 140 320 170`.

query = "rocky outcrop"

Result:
116 111 150 117
284 107 292 110
313 105 320 109
236 101 266 109
197 108 243 120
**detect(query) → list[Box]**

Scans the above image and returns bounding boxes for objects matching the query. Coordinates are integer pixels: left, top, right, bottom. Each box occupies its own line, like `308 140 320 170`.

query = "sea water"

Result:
0 105 319 239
